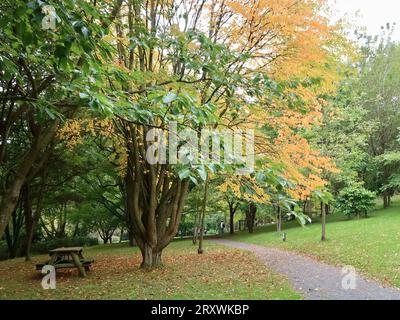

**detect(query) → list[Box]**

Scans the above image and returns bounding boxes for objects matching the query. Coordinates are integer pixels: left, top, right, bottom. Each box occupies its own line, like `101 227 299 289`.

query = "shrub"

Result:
178 221 195 237
336 184 376 218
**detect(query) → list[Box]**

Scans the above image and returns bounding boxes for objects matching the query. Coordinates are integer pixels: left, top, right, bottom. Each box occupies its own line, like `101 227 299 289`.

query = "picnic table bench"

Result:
36 247 94 277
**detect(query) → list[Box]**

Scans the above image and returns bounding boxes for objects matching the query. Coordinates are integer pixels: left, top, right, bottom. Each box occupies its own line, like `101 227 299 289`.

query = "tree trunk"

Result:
5 225 18 259
246 203 256 234
229 209 235 235
192 222 199 245
321 202 326 241
109 232 114 243
276 207 282 232
4 201 24 259
152 251 162 267
383 193 390 209
198 176 209 254
0 120 59 239
73 223 80 237
123 185 135 248
128 230 135 247
124 136 190 268
140 243 163 268
228 201 238 235
23 153 50 261
21 186 34 260
192 192 201 244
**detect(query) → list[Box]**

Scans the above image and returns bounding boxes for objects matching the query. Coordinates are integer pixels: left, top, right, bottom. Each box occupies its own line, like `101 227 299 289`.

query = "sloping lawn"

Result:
0 240 300 300
228 200 400 287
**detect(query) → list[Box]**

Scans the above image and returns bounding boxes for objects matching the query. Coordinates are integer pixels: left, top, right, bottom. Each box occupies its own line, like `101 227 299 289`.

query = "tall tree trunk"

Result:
276 207 282 232
125 207 136 247
198 176 209 254
321 202 326 241
4 225 17 259
22 151 50 260
128 230 135 247
21 186 33 260
383 194 388 209
228 200 238 235
277 208 280 232
192 216 199 245
383 193 390 209
4 199 24 259
246 203 256 234
192 191 201 244
229 208 235 235
0 120 59 239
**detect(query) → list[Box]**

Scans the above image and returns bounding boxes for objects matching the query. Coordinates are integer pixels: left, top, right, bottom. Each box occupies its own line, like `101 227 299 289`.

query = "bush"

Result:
336 184 376 218
178 221 195 237
31 237 99 255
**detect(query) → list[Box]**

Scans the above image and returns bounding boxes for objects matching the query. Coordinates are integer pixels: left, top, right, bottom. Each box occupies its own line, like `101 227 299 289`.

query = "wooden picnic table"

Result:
36 246 94 277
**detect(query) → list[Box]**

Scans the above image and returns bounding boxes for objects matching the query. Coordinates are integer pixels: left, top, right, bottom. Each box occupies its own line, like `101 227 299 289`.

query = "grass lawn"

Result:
228 199 400 287
0 240 300 300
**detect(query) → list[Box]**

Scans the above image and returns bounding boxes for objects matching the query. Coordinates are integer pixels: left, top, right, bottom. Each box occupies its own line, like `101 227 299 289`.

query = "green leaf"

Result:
163 92 177 104
178 168 191 180
197 166 207 181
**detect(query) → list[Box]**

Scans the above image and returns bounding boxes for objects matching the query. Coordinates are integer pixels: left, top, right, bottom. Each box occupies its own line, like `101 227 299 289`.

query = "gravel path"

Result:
213 239 400 300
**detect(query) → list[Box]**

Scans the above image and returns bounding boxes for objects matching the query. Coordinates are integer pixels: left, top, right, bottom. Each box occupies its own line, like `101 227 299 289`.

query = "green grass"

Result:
0 240 300 300
6 200 399 300
228 199 400 287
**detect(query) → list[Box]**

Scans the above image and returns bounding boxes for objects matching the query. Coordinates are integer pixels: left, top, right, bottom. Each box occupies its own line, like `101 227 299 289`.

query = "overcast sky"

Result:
329 0 400 41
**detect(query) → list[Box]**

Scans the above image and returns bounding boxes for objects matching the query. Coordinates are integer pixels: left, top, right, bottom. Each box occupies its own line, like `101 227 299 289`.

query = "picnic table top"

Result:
49 247 83 254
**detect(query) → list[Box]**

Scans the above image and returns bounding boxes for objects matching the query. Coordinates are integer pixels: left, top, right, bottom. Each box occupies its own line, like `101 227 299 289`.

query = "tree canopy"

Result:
2 0 392 270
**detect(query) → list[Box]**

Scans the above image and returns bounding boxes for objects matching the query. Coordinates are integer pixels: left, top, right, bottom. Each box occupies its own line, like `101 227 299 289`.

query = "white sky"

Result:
329 0 400 41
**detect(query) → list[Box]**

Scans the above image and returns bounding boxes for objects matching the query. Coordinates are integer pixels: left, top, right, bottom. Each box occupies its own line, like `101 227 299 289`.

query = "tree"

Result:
360 42 400 207
336 184 376 218
0 0 124 239
226 192 240 235
245 203 257 234
105 0 341 267
197 176 209 255
1 0 350 270
312 190 333 241
315 30 400 209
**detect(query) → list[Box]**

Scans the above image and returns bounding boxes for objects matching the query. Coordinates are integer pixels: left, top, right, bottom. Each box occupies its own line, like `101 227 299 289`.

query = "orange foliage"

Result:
215 0 345 200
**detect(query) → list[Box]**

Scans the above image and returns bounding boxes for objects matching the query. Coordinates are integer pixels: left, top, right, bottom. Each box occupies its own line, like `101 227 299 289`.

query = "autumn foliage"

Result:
0 0 352 268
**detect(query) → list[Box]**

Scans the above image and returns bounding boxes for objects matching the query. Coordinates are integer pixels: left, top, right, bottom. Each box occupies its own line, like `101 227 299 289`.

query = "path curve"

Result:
213 239 400 300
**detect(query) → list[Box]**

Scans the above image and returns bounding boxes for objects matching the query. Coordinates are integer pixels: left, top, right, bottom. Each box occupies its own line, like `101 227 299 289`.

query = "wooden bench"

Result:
36 247 94 277
36 258 94 271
